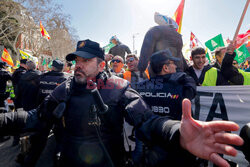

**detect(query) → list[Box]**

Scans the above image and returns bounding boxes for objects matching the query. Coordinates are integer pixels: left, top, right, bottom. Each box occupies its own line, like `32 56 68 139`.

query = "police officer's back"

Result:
12 59 27 109
37 60 67 105
17 60 41 111
0 62 12 112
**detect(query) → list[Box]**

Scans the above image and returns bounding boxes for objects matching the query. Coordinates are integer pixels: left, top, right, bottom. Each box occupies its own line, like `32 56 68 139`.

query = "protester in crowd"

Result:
221 42 250 85
213 47 227 70
16 60 41 111
135 49 196 166
0 61 12 113
0 39 244 167
243 60 250 72
138 14 188 77
203 43 247 86
186 47 212 86
110 55 125 76
122 54 149 89
12 59 27 109
108 36 131 61
232 60 239 69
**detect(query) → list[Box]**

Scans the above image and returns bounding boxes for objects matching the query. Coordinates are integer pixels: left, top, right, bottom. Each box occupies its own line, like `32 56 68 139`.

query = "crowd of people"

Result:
0 30 249 167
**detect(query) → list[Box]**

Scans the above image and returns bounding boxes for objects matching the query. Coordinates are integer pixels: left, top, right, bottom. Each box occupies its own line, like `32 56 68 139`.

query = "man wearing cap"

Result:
109 36 131 61
0 39 244 167
12 59 27 109
0 61 12 113
135 49 196 166
36 60 67 105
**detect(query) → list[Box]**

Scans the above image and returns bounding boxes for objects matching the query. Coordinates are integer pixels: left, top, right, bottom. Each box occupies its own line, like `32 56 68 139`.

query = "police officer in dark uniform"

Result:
16 60 41 111
135 49 196 166
12 59 27 110
11 59 27 146
37 60 67 105
37 59 67 165
0 62 12 113
0 40 244 167
137 49 196 120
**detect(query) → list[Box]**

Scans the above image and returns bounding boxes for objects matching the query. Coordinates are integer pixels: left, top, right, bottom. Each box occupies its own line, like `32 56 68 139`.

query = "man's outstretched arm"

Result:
180 99 244 167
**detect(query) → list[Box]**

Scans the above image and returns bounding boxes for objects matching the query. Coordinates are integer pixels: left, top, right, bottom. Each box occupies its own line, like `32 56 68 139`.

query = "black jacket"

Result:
36 71 67 105
12 66 27 108
17 70 41 111
136 72 196 120
185 65 212 86
212 61 221 70
0 72 196 167
12 66 27 88
221 52 244 85
0 68 12 94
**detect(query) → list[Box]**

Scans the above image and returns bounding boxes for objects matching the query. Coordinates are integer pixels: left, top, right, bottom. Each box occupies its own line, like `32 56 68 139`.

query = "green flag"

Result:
205 48 211 63
205 34 225 51
103 43 115 54
42 58 46 66
234 44 250 64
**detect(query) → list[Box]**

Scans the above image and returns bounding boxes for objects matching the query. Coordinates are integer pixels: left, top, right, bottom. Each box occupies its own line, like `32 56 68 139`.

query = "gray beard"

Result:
74 76 87 84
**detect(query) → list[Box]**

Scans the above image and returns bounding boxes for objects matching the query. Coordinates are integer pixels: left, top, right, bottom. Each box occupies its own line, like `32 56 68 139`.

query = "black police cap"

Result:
66 39 104 61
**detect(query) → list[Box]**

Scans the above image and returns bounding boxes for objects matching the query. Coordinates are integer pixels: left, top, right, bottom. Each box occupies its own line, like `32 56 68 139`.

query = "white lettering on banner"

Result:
191 86 250 166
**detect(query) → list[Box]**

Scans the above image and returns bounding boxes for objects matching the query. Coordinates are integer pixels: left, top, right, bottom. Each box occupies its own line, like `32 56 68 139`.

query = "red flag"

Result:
1 48 14 67
173 0 185 34
236 29 250 48
190 32 198 48
40 21 50 40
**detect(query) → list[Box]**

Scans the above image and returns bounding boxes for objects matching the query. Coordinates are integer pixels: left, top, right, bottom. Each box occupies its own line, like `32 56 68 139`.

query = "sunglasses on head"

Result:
111 59 121 63
126 57 135 64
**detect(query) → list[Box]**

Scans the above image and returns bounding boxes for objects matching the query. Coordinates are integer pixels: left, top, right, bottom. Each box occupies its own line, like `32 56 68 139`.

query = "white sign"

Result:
192 86 250 166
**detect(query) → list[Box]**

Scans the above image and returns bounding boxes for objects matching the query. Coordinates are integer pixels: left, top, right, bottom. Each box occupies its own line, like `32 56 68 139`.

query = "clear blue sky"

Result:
59 0 250 54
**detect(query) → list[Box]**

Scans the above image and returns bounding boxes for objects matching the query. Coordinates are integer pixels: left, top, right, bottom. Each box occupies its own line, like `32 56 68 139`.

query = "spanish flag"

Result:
1 48 14 67
173 0 185 34
40 21 50 40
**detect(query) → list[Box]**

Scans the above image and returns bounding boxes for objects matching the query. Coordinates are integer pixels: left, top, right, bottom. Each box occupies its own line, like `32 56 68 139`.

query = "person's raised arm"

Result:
221 42 244 85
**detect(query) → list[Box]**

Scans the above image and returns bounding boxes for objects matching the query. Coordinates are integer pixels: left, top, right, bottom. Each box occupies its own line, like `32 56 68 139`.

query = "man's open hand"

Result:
180 99 244 167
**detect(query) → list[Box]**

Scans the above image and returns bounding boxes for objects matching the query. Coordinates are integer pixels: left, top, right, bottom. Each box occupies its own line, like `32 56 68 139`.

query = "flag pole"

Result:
232 0 250 43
